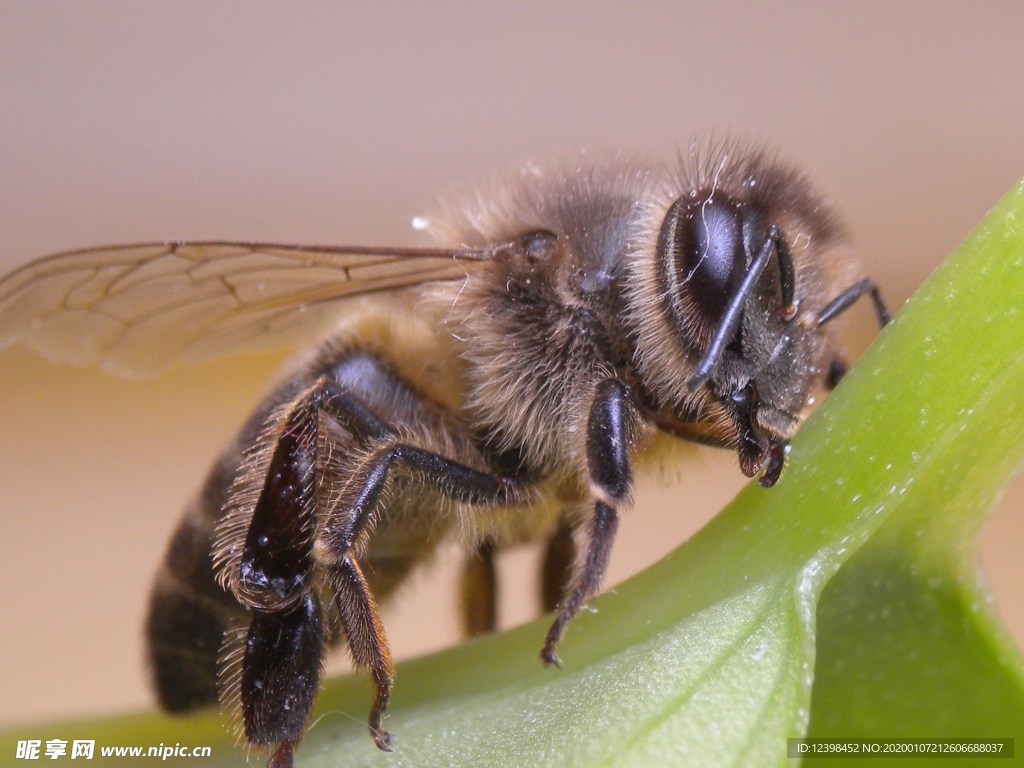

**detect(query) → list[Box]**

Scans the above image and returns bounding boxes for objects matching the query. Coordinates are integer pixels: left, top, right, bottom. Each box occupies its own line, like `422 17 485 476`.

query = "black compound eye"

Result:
684 200 746 323
661 196 747 328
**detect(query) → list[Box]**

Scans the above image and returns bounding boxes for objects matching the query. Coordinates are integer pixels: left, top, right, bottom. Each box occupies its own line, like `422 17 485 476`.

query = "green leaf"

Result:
3 180 1024 768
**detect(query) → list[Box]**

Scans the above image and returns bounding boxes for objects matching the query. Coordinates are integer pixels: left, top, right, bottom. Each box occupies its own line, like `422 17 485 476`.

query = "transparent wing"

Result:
0 241 491 377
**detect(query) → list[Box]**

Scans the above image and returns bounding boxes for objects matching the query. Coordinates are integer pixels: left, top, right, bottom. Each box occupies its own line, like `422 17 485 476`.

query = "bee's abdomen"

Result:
146 467 245 711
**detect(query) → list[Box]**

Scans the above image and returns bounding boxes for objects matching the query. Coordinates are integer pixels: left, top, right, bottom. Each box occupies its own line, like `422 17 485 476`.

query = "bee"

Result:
0 145 888 768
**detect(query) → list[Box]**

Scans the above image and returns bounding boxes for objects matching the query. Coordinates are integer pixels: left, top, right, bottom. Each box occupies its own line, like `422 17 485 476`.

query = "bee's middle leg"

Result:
329 556 394 750
318 431 536 731
321 444 527 556
459 515 577 639
540 518 576 614
460 539 498 637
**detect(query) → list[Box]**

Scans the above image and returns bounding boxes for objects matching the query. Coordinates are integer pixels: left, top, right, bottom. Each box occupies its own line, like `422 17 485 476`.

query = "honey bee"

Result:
0 145 888 768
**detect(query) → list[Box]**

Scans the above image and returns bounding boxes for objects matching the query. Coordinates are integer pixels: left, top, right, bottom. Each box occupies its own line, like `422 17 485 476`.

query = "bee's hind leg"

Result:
230 386 332 768
242 596 325 768
228 377 398 766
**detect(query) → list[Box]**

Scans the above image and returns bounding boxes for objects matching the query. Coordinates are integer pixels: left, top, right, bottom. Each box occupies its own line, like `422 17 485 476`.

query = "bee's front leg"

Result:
816 276 891 329
817 277 891 390
541 377 634 667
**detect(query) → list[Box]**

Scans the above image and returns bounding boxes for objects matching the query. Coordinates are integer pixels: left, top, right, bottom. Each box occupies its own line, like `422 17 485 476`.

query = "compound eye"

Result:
663 197 747 327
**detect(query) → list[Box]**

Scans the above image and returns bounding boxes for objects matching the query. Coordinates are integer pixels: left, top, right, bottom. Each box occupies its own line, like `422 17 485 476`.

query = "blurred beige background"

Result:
2 2 1023 728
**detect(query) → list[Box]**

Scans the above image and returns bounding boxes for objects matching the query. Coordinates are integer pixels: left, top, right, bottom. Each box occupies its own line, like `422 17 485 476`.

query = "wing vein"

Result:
0 240 499 375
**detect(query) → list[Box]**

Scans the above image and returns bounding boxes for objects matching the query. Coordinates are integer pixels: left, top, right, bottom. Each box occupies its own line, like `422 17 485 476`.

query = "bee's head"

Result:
626 154 852 485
